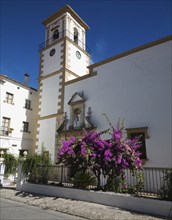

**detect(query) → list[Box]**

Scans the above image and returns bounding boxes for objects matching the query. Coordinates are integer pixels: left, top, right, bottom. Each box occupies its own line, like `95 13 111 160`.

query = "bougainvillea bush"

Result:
57 119 142 191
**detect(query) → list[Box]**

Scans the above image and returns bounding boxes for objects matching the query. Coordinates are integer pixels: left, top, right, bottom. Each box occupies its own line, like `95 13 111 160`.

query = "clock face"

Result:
76 51 81 59
49 48 56 56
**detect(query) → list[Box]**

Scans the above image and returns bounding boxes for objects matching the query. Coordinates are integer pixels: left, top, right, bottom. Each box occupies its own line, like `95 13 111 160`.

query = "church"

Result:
1 5 171 169
33 5 171 168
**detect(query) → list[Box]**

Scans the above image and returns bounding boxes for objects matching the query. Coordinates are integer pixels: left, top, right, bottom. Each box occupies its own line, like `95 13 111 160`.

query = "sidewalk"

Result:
0 188 167 220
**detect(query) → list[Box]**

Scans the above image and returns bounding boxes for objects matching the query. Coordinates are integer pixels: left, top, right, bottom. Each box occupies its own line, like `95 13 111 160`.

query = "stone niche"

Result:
68 92 85 129
57 92 96 136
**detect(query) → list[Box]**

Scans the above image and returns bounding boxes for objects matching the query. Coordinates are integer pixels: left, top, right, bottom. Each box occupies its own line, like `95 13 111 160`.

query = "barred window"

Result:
25 99 31 109
22 122 29 132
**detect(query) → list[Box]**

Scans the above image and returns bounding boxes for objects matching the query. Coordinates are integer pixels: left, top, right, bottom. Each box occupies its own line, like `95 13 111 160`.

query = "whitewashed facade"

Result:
0 74 37 157
64 38 172 168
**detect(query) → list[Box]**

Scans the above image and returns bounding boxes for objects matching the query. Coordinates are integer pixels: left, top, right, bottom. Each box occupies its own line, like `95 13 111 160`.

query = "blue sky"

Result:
1 0 172 89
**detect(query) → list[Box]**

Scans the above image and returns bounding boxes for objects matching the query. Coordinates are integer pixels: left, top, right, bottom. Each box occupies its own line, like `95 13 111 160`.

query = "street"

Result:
0 198 86 220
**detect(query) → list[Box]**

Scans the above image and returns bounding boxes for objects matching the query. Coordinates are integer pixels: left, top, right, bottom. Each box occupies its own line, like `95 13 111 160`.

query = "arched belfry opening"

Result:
73 27 79 44
53 29 59 39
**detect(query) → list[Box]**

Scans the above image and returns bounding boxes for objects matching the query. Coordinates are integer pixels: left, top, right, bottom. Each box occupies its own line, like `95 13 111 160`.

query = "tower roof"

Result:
42 4 90 30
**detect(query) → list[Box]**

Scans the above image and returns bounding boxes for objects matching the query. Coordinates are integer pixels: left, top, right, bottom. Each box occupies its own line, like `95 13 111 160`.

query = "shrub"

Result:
71 171 96 189
57 116 142 190
3 153 18 176
22 150 51 184
158 170 172 201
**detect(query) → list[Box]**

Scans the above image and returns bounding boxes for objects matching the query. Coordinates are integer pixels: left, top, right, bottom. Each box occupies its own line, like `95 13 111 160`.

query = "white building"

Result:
34 5 172 168
0 74 37 157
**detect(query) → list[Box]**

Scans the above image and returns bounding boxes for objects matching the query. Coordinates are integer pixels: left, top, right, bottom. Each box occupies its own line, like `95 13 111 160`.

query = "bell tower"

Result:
39 4 90 81
34 5 90 161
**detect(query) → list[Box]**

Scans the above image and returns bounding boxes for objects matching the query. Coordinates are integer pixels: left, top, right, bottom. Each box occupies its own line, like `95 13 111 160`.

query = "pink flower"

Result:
116 154 122 164
112 129 122 142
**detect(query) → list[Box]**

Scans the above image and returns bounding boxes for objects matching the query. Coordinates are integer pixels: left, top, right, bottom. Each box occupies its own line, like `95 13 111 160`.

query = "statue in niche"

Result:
73 108 81 127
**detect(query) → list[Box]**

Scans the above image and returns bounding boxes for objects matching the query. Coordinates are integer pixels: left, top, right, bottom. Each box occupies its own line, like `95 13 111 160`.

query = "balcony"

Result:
39 29 91 54
0 129 13 137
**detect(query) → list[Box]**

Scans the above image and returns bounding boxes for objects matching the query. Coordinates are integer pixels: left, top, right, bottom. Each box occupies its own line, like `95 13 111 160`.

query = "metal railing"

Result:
39 29 91 54
0 130 10 136
23 164 171 200
43 166 171 197
123 167 172 197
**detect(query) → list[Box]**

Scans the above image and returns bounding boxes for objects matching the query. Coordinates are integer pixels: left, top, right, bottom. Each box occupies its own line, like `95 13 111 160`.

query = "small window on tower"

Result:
53 30 59 39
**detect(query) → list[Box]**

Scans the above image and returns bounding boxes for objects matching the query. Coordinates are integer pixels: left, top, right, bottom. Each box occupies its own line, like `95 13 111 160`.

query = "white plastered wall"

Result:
64 40 172 168
42 42 63 76
66 41 90 76
40 74 62 117
0 79 37 156
36 117 57 161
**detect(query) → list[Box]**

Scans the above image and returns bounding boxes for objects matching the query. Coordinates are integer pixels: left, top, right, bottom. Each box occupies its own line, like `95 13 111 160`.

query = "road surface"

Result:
0 198 86 220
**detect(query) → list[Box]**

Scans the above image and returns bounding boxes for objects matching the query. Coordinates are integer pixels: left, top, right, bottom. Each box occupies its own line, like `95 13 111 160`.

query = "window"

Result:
73 28 78 44
126 127 149 160
0 149 7 155
22 122 29 132
25 99 31 109
1 117 11 136
130 132 147 159
19 150 28 157
5 92 14 104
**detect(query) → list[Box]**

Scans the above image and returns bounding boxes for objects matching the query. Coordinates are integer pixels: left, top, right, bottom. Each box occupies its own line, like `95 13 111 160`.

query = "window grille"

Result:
22 122 29 132
25 99 31 109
